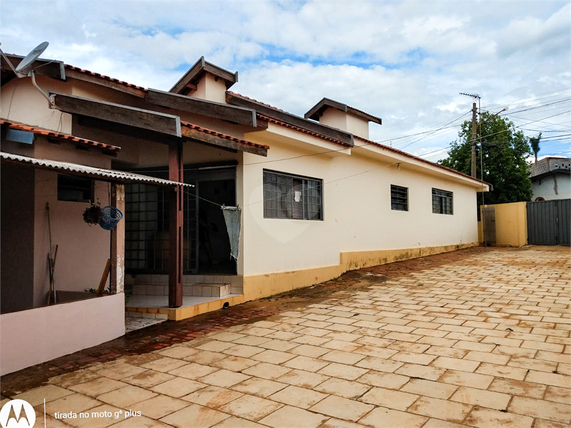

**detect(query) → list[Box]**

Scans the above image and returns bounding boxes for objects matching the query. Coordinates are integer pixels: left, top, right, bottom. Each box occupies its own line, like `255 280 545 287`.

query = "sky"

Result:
1 0 570 162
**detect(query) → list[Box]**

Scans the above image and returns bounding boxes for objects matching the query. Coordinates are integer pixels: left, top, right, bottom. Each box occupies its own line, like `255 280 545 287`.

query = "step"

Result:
183 283 231 298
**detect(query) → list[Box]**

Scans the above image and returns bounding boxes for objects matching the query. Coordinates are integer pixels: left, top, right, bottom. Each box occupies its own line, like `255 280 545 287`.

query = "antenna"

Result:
459 92 480 100
0 41 53 105
15 41 49 76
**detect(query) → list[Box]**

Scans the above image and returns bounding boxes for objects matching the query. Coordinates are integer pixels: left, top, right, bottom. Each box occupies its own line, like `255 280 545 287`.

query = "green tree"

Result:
529 132 542 163
439 112 532 205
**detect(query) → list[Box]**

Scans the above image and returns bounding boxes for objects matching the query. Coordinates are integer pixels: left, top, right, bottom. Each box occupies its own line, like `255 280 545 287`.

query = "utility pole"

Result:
460 92 481 178
470 102 478 177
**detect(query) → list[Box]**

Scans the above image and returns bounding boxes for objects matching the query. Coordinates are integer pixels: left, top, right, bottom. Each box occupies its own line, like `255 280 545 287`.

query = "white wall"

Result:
532 174 571 201
0 294 125 376
241 136 479 276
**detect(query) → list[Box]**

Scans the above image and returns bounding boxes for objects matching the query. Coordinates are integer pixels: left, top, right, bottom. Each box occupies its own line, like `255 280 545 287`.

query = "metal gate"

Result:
527 199 570 245
482 206 496 246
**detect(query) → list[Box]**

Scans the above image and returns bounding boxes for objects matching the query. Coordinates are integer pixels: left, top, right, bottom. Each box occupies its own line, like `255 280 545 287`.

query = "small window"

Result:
391 185 408 211
263 170 322 220
432 188 453 215
57 175 93 202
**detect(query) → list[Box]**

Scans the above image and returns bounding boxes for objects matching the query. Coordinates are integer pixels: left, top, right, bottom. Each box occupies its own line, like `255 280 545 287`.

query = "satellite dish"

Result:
15 41 48 76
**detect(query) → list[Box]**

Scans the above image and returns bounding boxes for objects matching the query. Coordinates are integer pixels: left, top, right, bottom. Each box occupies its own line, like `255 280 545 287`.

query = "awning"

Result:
1 152 194 188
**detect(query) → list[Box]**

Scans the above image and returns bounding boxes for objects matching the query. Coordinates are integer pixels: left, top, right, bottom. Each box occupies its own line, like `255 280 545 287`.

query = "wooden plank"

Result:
50 92 181 137
181 125 267 157
65 68 146 98
226 93 354 146
146 89 259 127
97 259 112 296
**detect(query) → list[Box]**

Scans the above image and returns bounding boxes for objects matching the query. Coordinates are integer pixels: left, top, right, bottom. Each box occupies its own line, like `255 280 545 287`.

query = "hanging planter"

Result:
83 201 102 226
99 206 124 231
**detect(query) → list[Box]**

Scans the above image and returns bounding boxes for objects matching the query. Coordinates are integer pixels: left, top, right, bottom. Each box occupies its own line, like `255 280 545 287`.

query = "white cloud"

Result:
0 0 569 158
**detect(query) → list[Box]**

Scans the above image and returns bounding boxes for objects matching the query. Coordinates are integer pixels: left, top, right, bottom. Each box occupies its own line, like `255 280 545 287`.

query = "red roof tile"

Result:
258 114 351 147
353 135 487 184
0 119 121 152
64 65 148 92
227 91 289 113
180 121 269 150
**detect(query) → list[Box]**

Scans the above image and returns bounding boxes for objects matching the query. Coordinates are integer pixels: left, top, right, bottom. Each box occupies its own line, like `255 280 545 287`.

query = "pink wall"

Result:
0 294 125 376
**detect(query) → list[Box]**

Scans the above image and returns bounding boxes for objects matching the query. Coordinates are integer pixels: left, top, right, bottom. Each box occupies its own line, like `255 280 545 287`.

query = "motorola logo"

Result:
0 399 36 428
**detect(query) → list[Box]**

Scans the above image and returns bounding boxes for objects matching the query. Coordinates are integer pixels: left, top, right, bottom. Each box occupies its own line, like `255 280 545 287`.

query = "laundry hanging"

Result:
221 206 241 261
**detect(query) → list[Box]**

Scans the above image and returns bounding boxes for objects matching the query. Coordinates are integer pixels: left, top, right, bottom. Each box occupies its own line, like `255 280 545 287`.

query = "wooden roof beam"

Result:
50 92 181 137
146 89 263 128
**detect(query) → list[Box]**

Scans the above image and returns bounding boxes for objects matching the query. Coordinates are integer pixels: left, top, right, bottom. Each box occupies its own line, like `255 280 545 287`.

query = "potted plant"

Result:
83 201 102 226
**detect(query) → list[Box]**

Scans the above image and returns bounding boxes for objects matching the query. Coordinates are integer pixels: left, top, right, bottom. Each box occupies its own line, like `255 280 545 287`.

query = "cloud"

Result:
0 0 569 157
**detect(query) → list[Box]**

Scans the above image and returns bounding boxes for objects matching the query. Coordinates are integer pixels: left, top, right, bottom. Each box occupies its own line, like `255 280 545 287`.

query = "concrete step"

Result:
183 283 231 298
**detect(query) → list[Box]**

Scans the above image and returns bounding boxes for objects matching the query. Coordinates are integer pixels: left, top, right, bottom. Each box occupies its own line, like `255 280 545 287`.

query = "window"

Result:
432 188 453 214
57 175 93 202
391 185 408 211
263 170 322 220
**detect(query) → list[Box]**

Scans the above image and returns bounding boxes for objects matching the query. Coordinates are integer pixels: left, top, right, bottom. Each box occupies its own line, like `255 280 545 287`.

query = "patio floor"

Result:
1 246 570 428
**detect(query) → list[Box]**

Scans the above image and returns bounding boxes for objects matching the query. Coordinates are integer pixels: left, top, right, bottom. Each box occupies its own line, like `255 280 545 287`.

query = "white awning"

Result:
1 152 194 188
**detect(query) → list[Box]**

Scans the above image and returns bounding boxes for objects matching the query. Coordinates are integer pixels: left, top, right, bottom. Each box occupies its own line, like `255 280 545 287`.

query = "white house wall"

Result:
242 137 479 278
532 174 571 201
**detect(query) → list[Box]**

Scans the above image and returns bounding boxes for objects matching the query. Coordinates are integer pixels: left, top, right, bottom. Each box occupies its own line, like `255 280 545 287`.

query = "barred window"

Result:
263 170 323 220
432 188 453 215
391 185 408 211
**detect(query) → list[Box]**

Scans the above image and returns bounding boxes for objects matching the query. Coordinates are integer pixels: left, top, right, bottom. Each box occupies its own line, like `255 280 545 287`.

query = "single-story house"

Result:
0 51 488 375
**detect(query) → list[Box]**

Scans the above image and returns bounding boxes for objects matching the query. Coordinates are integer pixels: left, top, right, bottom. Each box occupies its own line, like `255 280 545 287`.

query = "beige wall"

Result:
31 137 114 306
479 202 528 247
193 74 227 104
0 75 72 132
0 294 125 375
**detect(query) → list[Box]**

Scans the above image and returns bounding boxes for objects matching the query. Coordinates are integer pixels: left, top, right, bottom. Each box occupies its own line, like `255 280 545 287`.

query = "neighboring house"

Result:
0 52 488 374
530 157 571 201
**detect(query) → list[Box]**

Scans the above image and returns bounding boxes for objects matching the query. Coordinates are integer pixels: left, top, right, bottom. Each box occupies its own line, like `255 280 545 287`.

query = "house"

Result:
1 51 489 375
530 157 571 201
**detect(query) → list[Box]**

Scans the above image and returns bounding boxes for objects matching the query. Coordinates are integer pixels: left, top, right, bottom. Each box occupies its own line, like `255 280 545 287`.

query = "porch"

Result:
125 273 245 321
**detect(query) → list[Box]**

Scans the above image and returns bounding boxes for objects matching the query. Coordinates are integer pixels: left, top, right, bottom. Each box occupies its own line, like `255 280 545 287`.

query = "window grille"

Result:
432 188 453 215
391 185 408 211
263 170 323 220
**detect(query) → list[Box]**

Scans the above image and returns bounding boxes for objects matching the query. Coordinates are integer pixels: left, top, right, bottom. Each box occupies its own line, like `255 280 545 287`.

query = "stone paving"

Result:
2 246 570 428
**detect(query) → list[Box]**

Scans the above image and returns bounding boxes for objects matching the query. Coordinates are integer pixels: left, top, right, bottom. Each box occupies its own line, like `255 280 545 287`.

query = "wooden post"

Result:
110 183 125 294
169 140 184 308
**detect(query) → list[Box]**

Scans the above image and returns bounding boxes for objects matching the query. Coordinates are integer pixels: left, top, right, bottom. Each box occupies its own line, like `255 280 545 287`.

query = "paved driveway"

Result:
3 247 570 428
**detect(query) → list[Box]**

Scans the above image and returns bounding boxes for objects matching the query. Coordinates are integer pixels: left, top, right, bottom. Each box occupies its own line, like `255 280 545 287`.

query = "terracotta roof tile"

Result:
0 119 121 152
258 114 351 147
64 65 148 92
180 121 269 150
227 91 289 113
353 135 487 184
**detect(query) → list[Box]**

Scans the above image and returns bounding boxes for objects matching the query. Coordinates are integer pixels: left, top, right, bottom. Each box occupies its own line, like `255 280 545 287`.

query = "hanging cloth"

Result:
221 206 241 261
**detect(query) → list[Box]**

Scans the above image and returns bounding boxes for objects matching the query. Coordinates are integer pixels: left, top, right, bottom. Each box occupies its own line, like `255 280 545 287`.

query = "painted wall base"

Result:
243 243 478 301
0 294 125 376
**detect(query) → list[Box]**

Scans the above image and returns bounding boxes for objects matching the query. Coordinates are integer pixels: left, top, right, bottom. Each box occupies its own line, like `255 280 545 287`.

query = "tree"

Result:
529 132 542 163
439 112 532 205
